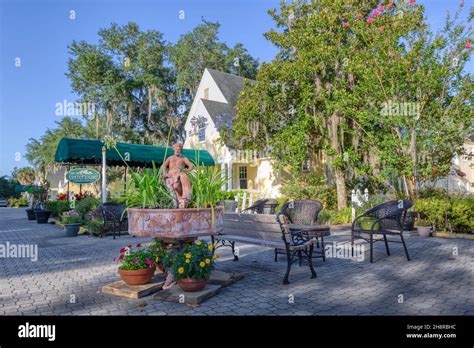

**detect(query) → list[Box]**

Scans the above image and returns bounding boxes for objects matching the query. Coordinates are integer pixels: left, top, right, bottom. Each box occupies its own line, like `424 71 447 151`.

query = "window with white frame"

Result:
238 166 248 189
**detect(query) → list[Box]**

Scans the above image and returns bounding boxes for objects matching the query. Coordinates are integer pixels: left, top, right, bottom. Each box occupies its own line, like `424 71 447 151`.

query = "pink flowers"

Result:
367 17 373 24
136 243 141 248
133 259 139 264
145 258 152 266
355 13 362 20
378 5 384 11
466 41 472 49
460 1 464 7
120 247 126 253
409 0 415 3
388 2 394 9
343 22 349 28
373 9 380 18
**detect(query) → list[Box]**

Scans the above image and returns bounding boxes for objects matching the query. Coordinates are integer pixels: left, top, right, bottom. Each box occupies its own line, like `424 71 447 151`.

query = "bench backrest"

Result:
222 213 285 241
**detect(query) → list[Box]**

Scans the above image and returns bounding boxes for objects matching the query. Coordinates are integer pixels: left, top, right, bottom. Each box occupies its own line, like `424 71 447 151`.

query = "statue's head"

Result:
172 143 183 155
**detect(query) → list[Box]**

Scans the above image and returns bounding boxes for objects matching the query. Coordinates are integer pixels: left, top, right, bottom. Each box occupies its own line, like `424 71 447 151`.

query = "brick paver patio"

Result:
0 208 472 315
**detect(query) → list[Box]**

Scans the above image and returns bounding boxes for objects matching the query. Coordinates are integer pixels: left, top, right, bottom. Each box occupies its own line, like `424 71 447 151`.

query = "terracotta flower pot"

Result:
118 265 156 286
178 278 208 292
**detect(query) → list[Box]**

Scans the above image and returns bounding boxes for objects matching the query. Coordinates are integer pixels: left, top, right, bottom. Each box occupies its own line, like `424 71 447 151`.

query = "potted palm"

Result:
170 239 218 292
116 244 156 285
62 210 81 237
416 219 432 237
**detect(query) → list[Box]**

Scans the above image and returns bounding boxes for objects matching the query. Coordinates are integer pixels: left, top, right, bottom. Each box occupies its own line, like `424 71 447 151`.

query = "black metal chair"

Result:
100 202 128 239
277 200 325 262
351 200 412 263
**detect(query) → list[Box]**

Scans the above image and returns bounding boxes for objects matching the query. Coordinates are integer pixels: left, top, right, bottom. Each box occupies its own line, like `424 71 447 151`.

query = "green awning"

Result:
54 137 215 167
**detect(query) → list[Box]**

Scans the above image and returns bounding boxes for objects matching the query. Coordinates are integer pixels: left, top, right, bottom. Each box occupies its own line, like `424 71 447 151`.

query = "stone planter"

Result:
417 226 431 237
26 208 36 220
178 278 208 292
64 223 81 237
118 265 156 286
35 210 51 224
127 206 224 242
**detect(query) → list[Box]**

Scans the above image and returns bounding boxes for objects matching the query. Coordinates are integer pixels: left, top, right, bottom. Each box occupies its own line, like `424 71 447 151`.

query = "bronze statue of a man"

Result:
162 143 193 209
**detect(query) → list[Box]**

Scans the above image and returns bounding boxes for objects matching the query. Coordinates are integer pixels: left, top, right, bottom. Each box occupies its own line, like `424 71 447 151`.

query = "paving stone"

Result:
152 284 221 305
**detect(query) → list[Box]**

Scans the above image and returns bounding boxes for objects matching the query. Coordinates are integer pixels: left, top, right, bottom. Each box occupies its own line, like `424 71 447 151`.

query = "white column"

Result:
227 162 232 190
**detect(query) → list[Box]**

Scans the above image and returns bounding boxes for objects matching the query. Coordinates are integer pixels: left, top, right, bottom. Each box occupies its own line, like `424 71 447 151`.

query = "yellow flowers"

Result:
199 261 205 268
213 254 220 260
208 245 213 251
155 256 159 263
205 258 211 264
185 259 190 264
196 240 202 246
178 267 184 274
185 253 191 259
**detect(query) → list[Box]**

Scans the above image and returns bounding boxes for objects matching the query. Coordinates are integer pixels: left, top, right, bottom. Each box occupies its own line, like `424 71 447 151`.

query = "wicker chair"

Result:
277 200 324 262
351 200 412 263
100 202 128 239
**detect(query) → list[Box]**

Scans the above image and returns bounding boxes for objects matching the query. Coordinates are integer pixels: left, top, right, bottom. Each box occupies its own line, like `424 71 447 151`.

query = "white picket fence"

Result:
234 192 254 213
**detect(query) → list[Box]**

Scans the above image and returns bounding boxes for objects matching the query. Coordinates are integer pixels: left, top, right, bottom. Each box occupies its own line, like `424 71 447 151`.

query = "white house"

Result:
183 68 282 197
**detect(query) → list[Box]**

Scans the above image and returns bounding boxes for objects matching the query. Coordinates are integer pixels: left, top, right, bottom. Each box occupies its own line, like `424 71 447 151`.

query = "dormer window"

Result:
203 88 209 99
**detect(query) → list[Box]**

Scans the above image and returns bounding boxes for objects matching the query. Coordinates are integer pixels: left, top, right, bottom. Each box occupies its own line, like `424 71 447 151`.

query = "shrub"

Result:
61 210 81 224
448 197 474 234
281 173 337 210
85 218 105 237
326 207 352 225
415 198 450 231
317 210 331 224
7 197 28 207
46 200 71 217
75 197 100 219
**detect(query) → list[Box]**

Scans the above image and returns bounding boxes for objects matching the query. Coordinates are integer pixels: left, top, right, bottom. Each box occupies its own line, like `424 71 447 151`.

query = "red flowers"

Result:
343 22 349 28
120 247 127 253
119 254 124 260
136 243 141 248
466 41 472 49
367 17 373 24
388 2 394 9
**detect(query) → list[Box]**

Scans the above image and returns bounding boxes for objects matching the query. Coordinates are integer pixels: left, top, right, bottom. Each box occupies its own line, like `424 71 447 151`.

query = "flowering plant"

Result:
116 243 156 271
27 181 50 208
61 210 81 224
171 240 218 281
148 238 174 269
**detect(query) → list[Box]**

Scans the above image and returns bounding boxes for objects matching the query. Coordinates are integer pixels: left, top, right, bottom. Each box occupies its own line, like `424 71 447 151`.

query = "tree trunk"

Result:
328 111 347 210
334 168 347 210
408 127 417 198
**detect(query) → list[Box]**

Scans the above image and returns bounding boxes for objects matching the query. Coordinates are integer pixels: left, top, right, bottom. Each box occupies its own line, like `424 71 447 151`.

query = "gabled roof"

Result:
207 68 252 107
201 99 236 132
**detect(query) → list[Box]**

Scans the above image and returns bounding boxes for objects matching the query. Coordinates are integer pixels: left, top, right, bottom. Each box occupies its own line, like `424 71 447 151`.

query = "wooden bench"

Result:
212 213 317 285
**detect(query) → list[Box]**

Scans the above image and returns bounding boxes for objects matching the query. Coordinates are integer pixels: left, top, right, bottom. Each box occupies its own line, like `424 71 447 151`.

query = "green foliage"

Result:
62 215 82 224
6 197 28 207
12 167 35 185
75 197 100 218
326 208 353 225
0 176 20 199
170 240 216 281
447 197 474 234
416 219 431 227
281 173 337 210
189 166 228 209
46 200 72 217
117 244 156 271
85 218 105 237
124 163 173 209
415 198 450 231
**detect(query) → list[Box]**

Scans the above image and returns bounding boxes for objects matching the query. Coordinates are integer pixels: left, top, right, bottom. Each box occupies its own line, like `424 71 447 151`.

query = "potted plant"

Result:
85 218 105 237
149 238 174 273
416 219 432 237
27 182 51 223
62 210 81 237
170 239 218 292
116 244 156 285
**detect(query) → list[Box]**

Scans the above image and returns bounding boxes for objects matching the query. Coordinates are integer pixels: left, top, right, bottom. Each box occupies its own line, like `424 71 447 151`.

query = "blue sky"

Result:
0 0 472 176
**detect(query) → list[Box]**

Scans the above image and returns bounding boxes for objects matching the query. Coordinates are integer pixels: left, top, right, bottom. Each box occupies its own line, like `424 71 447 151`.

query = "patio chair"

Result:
351 200 412 263
100 202 128 239
277 200 325 262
